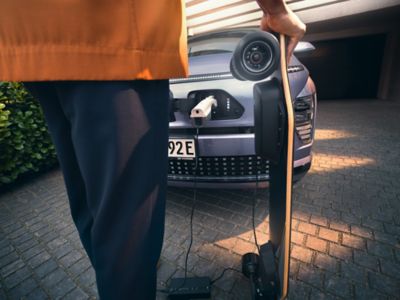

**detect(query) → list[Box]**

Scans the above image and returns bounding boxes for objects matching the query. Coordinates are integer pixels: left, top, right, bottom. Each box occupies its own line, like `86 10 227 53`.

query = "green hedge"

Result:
0 82 57 186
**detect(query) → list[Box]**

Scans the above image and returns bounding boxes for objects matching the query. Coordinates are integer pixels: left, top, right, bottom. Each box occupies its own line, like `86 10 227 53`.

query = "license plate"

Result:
168 138 196 159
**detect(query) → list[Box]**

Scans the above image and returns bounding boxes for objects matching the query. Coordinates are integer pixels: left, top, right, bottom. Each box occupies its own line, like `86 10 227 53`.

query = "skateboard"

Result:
230 32 295 299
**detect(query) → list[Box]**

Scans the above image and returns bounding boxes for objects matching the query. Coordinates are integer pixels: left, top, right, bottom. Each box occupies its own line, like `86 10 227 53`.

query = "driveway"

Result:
0 99 399 299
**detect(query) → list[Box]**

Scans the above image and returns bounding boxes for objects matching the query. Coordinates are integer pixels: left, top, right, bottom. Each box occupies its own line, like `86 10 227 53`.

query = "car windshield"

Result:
188 37 241 57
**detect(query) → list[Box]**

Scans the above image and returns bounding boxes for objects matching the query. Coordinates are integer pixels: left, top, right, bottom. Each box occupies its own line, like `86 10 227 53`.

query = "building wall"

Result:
378 30 400 101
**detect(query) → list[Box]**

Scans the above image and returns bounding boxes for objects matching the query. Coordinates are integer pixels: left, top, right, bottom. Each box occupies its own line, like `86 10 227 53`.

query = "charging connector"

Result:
190 96 217 127
167 96 218 299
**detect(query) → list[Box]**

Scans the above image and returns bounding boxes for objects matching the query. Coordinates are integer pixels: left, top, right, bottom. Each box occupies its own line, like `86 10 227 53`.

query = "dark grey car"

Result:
168 28 317 188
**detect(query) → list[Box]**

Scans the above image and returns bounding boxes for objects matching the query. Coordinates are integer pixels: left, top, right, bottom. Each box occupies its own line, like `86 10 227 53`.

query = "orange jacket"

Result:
0 0 188 81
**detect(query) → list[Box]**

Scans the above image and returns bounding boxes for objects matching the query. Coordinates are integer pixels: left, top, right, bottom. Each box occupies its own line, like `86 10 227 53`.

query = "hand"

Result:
260 6 306 63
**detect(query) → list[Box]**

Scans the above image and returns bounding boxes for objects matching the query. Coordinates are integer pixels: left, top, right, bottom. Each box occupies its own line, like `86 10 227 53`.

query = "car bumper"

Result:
167 133 312 188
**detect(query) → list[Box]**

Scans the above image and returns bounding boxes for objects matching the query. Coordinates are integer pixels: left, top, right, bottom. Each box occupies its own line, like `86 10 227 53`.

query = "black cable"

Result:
252 166 260 253
210 267 242 285
183 127 199 277
168 127 200 293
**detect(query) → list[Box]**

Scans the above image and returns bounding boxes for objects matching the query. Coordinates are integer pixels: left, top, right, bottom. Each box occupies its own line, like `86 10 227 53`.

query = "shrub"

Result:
0 82 57 186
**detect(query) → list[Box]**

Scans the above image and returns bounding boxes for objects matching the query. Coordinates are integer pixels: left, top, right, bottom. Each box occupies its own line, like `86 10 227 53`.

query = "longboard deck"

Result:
278 34 295 299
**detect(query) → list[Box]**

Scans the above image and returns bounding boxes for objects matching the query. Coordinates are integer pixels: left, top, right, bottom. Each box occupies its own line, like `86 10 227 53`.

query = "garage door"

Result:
297 34 386 100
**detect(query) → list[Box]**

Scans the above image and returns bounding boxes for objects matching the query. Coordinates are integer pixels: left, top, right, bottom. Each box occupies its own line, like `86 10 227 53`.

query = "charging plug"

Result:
190 96 217 127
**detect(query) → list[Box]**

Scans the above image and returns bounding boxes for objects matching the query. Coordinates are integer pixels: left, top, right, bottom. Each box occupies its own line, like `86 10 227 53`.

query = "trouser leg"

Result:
24 82 94 262
54 80 170 300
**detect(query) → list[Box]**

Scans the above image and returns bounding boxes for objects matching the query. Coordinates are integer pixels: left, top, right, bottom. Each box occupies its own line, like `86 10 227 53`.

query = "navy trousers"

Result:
24 80 170 299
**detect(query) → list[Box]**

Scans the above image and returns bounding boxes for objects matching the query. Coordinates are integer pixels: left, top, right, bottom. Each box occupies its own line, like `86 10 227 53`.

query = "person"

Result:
0 0 305 299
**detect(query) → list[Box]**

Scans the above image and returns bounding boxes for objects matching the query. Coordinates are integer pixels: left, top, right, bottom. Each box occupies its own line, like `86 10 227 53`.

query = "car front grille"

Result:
294 95 315 145
168 155 269 181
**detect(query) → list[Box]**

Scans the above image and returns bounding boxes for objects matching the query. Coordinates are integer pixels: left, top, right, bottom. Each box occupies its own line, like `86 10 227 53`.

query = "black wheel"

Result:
230 31 280 81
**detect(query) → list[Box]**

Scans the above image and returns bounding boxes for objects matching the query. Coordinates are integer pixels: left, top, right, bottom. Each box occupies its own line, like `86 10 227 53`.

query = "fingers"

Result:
286 36 298 64
260 14 271 32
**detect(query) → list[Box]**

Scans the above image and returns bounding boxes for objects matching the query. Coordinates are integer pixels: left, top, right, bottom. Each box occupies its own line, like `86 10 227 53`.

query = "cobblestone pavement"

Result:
1 100 400 299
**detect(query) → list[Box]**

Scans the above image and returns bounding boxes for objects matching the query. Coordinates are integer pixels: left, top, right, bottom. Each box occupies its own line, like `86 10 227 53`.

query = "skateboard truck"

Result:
242 242 279 299
231 31 295 299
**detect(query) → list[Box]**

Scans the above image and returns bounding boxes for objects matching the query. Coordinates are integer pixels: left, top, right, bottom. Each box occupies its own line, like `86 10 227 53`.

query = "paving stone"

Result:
162 242 185 262
5 228 26 241
230 277 253 300
291 231 305 245
67 258 92 278
298 222 317 235
314 253 337 273
26 287 50 300
342 233 366 250
368 272 400 297
0 258 25 277
46 237 68 250
12 232 34 245
297 264 323 289
59 249 83 268
34 259 59 279
373 230 399 247
287 279 311 300
40 231 59 244
27 251 52 269
310 215 328 227
1 222 23 235
318 227 339 243
340 261 366 284
157 260 178 284
366 240 394 260
362 218 385 232
0 252 19 269
8 278 38 299
379 258 400 280
215 236 237 251
15 237 39 252
232 239 257 256
47 277 76 299
383 223 400 237
21 245 46 262
293 210 311 222
212 267 240 293
329 243 353 261
354 283 388 300
63 288 90 300
306 236 327 253
329 221 350 233
76 267 96 288
354 250 379 271
192 257 217 279
309 289 335 300
3 266 32 289
325 273 352 299
176 252 200 272
52 243 75 259
85 283 99 298
291 245 313 264
351 225 374 239
41 268 68 289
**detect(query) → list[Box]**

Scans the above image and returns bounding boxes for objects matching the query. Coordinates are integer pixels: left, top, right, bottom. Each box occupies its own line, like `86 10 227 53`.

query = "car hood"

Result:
188 53 232 76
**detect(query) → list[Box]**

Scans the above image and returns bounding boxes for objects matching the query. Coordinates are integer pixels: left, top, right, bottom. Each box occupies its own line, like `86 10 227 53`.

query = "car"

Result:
168 28 317 188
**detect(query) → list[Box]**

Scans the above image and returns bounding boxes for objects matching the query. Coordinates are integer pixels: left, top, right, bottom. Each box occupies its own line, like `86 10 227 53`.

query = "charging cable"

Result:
162 96 217 296
253 164 261 254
